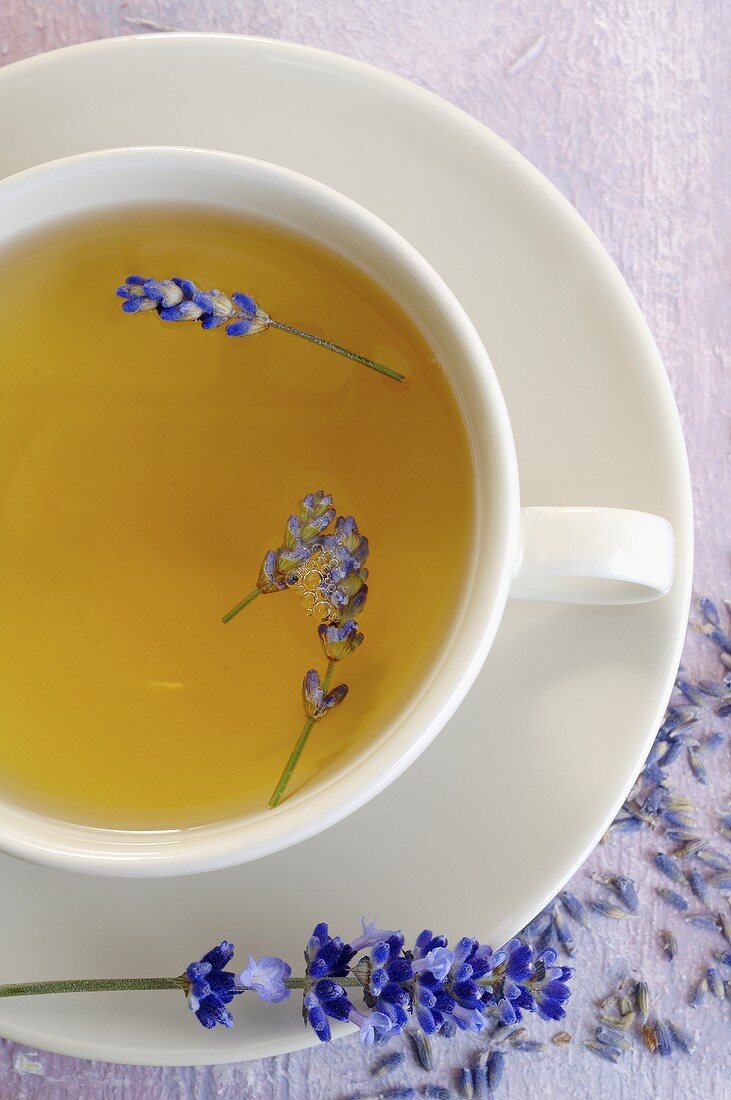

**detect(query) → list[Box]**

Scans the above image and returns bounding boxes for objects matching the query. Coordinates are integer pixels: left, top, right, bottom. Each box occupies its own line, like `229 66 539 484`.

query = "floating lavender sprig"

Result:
220 492 369 806
116 275 406 382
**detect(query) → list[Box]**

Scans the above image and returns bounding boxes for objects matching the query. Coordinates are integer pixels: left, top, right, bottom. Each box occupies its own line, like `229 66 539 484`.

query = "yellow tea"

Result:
0 206 474 828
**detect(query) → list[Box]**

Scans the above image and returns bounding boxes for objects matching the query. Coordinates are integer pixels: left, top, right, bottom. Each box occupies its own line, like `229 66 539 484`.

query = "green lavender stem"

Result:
269 319 406 383
0 972 510 1000
221 587 261 624
0 974 358 1001
0 976 186 999
269 659 336 808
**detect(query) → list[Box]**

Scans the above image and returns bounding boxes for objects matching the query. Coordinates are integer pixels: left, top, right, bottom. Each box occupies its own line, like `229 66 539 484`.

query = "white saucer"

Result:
0 35 691 1066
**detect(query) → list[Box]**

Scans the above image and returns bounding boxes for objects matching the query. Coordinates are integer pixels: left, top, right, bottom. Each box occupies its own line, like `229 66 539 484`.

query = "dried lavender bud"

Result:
719 908 731 945
687 747 708 784
691 978 708 1008
487 1051 505 1091
600 1012 635 1031
700 597 720 626
635 981 650 1023
372 1052 406 1078
661 930 678 961
657 888 689 912
585 1041 621 1063
706 967 725 999
685 914 721 931
642 1024 658 1053
654 1020 673 1057
674 839 706 859
458 1067 474 1099
654 853 687 885
595 1025 630 1051
552 907 575 955
668 1021 695 1053
411 1030 434 1072
472 1064 488 1099
591 900 633 919
688 869 713 908
699 848 731 870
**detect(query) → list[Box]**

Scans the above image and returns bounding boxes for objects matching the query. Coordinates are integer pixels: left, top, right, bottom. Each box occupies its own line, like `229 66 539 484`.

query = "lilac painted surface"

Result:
0 1 728 1096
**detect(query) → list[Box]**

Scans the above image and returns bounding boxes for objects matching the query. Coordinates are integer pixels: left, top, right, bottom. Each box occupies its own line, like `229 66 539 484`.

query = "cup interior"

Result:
0 147 517 874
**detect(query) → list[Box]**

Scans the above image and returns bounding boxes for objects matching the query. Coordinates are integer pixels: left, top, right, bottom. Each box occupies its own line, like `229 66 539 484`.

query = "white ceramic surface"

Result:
0 35 691 1064
0 147 676 875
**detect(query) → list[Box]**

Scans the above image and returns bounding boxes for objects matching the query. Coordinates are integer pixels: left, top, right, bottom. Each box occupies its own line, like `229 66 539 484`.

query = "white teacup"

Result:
0 148 674 876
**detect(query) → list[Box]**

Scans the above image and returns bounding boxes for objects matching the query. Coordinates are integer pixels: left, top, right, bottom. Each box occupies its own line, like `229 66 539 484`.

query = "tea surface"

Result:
0 207 474 828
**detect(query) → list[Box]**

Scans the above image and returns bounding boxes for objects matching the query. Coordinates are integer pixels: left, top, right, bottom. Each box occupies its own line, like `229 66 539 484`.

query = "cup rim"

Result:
0 145 520 875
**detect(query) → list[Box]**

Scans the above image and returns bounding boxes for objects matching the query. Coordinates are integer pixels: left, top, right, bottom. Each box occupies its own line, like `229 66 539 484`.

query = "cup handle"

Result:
510 507 675 604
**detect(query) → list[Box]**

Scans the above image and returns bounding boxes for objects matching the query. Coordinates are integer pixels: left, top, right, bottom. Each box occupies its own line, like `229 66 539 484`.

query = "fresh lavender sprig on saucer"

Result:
221 491 369 807
0 920 573 1050
116 275 406 382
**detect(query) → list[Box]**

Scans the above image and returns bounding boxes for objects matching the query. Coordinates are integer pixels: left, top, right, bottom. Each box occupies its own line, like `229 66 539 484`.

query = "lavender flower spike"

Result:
0 916 575 1048
116 275 405 381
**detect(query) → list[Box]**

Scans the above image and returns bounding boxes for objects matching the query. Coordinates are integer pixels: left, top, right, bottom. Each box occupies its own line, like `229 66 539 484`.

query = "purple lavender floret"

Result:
185 941 238 1029
302 669 348 720
236 955 291 1003
700 597 720 626
306 923 357 981
318 619 364 662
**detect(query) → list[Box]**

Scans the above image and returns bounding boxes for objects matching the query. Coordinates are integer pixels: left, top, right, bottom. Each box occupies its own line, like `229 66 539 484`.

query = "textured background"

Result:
0 1 729 1097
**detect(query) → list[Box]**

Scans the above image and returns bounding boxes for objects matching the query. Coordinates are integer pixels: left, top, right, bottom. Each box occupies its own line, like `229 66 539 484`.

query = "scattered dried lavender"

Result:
358 598 729 1092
